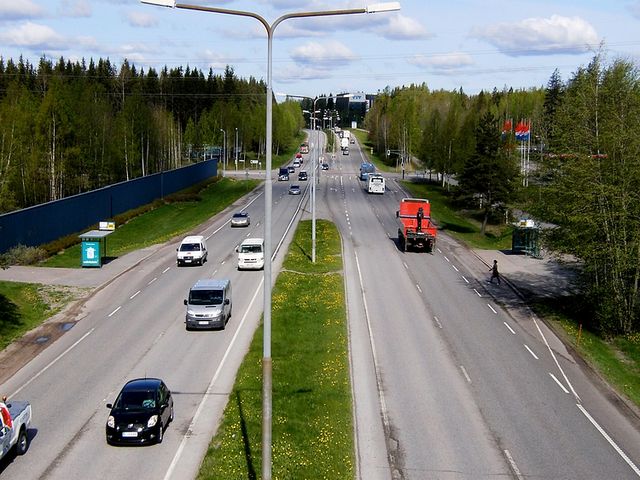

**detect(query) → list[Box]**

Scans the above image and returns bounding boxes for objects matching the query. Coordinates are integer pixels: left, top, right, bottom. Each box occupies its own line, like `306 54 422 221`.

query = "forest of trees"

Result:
2 51 639 336
0 56 303 214
364 53 640 336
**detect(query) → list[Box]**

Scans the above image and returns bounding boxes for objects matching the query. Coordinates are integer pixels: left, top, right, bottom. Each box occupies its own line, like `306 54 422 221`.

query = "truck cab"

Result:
0 399 31 459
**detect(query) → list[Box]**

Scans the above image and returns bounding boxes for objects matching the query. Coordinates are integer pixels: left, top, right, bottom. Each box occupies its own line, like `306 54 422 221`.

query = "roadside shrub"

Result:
3 244 48 265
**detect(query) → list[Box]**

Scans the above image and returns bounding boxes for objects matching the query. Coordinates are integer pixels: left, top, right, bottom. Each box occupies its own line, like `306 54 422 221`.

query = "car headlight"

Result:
147 415 158 428
107 416 115 428
187 309 195 316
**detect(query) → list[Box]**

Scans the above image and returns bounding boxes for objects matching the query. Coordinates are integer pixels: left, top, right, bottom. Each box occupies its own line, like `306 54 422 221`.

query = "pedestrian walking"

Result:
489 259 501 285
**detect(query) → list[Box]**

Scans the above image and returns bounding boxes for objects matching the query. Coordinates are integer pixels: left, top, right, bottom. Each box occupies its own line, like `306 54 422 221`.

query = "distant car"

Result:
288 165 295 174
296 152 303 159
293 160 301 168
231 212 250 227
321 163 329 170
298 171 308 181
350 138 355 144
288 185 301 195
106 378 174 446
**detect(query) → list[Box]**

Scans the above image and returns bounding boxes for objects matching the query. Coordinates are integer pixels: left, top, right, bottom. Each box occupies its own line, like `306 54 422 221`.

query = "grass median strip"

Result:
198 219 354 479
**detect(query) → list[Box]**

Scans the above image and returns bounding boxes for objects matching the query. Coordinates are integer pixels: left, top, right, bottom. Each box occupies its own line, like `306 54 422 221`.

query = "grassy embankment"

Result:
198 219 353 479
42 177 261 268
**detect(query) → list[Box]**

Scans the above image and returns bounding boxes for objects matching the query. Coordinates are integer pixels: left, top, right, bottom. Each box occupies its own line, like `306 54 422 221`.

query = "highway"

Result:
320 135 640 479
2 132 640 480
0 176 309 479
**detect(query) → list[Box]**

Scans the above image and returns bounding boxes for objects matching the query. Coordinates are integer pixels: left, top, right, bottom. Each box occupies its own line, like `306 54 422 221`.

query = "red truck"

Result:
396 198 437 252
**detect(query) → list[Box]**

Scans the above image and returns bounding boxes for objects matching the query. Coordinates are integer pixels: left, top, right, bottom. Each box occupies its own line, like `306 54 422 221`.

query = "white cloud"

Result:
472 15 600 56
199 49 237 71
0 22 66 49
290 40 356 66
274 64 333 84
59 0 91 18
0 0 45 20
373 14 430 40
409 52 474 73
127 11 158 28
628 1 640 20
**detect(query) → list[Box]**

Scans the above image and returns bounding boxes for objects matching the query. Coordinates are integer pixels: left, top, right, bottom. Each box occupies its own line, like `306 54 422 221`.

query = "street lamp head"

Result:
140 0 175 7
365 2 401 13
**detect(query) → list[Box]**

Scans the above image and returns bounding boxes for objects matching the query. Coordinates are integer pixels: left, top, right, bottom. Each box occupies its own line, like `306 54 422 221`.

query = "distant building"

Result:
333 92 376 129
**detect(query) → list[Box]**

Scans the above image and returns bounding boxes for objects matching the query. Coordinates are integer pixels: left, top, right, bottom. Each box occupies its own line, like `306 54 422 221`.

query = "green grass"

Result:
401 181 514 250
198 219 353 480
0 281 84 349
42 177 260 268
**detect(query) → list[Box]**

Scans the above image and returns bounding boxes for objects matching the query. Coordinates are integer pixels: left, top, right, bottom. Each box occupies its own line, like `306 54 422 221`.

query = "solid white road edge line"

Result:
10 328 95 398
163 278 264 480
354 250 393 468
577 403 640 477
532 315 581 403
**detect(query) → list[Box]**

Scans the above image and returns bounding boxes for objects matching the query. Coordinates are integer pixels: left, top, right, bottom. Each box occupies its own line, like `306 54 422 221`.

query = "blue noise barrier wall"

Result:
0 160 217 253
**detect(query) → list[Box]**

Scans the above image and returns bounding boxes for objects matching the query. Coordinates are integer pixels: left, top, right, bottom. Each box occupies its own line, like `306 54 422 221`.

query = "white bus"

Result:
367 174 385 194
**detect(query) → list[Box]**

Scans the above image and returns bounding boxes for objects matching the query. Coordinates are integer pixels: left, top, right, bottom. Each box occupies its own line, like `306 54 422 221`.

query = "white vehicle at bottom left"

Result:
0 397 32 459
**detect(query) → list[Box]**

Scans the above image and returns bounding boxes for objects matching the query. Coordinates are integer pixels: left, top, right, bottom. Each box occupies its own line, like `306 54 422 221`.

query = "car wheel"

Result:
16 428 29 455
156 422 164 444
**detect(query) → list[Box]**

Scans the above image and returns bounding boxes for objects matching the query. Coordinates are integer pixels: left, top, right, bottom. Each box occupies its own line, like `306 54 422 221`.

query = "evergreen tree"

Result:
459 111 520 234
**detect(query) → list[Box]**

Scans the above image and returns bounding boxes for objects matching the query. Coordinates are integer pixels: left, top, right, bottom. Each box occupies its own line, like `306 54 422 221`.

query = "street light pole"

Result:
140 2 401 478
234 127 238 171
219 128 226 175
290 97 322 263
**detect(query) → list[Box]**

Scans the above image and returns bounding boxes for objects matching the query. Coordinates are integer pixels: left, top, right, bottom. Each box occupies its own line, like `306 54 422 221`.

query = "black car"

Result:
321 163 329 170
298 171 308 181
106 378 174 445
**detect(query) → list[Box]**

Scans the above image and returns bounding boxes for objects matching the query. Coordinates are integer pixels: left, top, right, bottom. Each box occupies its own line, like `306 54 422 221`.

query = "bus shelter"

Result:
79 230 113 267
512 219 540 258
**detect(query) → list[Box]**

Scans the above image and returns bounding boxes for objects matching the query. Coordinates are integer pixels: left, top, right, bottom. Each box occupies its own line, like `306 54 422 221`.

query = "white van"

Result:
236 238 265 270
184 279 231 330
176 235 208 266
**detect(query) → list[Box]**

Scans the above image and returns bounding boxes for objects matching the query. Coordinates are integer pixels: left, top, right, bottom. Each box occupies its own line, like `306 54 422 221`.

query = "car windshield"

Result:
240 244 262 254
189 289 223 305
115 390 157 411
233 214 247 219
180 243 200 252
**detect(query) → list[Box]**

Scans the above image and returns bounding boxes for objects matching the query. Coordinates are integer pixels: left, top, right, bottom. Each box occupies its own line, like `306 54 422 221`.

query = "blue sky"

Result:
1 0 640 98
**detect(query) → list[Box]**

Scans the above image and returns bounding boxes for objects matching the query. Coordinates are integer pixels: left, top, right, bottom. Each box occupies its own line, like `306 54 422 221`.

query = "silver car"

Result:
288 185 301 195
230 212 250 227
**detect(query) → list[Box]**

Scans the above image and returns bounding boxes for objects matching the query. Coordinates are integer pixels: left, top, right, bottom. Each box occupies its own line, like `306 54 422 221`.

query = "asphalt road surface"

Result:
318 135 640 479
2 132 640 479
0 177 309 479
